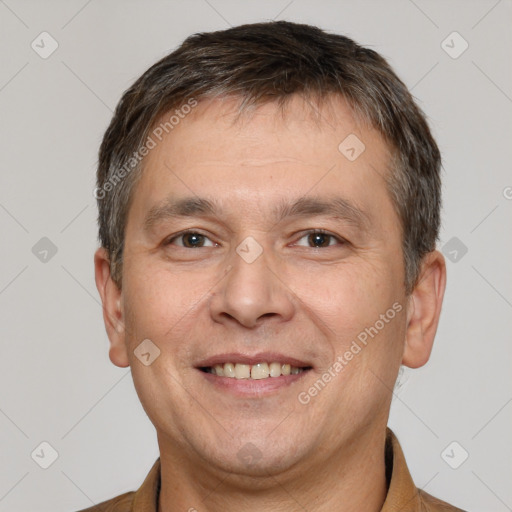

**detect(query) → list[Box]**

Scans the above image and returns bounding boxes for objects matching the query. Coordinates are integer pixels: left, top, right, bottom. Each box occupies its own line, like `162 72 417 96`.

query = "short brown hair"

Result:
96 20 441 293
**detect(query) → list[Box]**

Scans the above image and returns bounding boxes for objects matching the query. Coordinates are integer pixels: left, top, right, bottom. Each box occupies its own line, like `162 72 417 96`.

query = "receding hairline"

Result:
147 90 376 143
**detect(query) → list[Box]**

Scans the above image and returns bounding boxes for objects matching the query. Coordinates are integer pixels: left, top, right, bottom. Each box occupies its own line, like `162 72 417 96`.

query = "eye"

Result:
294 230 345 248
166 231 216 248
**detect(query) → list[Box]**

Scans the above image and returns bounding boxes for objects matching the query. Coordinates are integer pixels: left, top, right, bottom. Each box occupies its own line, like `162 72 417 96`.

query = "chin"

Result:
212 449 303 480
194 428 309 479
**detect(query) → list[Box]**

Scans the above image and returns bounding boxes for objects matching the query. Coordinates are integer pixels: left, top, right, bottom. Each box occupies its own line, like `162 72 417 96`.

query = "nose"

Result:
208 241 295 329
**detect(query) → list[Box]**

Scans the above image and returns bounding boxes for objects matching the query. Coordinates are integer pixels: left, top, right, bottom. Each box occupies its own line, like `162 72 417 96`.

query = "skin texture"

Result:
95 95 446 512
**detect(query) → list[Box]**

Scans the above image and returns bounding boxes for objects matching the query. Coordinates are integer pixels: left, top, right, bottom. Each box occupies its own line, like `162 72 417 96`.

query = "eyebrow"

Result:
143 195 370 233
272 196 369 229
143 197 217 233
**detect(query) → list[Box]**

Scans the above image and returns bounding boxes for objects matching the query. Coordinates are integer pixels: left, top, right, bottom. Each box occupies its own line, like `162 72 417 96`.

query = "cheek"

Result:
122 258 214 341
287 259 406 399
288 260 401 338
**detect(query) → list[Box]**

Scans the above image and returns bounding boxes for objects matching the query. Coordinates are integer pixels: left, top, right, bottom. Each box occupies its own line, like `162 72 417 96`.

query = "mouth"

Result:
195 353 313 395
199 361 311 380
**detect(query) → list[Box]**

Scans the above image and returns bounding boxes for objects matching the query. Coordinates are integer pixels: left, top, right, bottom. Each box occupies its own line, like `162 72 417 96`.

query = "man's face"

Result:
115 96 409 476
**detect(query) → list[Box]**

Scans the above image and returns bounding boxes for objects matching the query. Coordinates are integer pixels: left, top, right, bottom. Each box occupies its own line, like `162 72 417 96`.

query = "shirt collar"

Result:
381 428 423 511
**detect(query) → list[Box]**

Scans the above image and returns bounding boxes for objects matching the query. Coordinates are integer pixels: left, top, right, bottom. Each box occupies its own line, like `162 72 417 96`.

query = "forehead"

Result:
127 94 397 232
149 94 387 167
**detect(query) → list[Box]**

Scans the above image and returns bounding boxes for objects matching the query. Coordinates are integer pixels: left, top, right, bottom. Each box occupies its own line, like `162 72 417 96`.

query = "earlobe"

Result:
402 250 447 369
94 247 130 368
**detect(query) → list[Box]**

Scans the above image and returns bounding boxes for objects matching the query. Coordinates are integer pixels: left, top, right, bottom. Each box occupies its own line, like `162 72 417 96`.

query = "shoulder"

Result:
73 458 160 512
74 490 135 512
419 489 467 511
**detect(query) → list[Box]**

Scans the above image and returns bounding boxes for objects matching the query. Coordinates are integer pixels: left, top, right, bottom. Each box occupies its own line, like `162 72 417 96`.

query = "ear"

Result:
94 247 130 368
402 250 447 369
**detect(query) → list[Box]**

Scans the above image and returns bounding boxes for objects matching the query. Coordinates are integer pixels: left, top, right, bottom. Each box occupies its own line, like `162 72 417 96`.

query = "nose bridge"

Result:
209 236 294 328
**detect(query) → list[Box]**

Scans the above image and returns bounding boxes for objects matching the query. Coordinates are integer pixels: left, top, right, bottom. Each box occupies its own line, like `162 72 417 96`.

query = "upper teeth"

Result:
208 362 304 379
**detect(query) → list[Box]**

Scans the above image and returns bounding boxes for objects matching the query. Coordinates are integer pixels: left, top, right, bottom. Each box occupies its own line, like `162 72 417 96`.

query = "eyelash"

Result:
165 230 216 248
165 229 346 248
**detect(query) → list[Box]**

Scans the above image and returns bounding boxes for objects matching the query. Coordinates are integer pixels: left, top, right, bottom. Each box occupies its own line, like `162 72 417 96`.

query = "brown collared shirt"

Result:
76 430 466 511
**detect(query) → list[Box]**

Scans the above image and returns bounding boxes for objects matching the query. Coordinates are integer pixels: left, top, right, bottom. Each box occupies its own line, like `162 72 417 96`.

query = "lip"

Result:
195 352 312 369
198 367 311 396
195 352 313 398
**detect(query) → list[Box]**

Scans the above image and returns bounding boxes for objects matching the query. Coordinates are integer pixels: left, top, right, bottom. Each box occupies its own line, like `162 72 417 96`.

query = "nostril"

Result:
259 313 277 320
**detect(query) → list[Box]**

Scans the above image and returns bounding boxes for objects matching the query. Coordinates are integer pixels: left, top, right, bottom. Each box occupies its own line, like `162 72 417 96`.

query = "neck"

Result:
157 427 388 512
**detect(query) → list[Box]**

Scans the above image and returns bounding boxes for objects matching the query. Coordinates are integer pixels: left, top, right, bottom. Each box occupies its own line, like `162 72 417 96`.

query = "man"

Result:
87 20 464 511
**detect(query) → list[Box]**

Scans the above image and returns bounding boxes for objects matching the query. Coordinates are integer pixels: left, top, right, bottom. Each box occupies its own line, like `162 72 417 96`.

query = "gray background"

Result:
0 1 511 511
